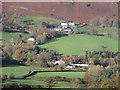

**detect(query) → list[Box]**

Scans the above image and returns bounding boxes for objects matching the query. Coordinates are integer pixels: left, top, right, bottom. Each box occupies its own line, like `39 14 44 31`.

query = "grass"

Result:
5 79 71 88
78 25 93 32
1 66 85 88
2 31 29 44
0 66 51 76
100 27 118 34
78 25 118 34
41 34 118 55
54 81 71 88
23 16 64 25
35 72 85 79
1 66 85 79
5 79 44 85
0 31 2 45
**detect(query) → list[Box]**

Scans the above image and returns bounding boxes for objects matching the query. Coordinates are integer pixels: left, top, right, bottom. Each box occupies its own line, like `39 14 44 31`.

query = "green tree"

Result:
44 77 56 88
36 53 48 67
70 78 83 88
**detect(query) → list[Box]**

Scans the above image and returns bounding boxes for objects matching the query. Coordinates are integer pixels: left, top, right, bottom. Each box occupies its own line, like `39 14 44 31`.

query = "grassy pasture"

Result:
1 66 85 88
1 66 85 78
23 16 63 25
41 34 118 55
4 80 71 88
35 72 85 79
2 31 29 44
1 66 51 76
78 25 118 34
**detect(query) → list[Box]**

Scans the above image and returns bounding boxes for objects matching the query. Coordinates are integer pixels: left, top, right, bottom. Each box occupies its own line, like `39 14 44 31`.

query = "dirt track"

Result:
2 2 118 23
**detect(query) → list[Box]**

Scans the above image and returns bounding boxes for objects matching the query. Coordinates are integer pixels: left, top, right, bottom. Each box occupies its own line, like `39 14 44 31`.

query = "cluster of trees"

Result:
84 65 120 88
91 16 118 28
41 76 85 88
85 27 118 40
1 41 119 68
85 51 119 67
1 83 43 88
0 74 16 81
29 26 67 45
2 12 28 32
1 75 86 88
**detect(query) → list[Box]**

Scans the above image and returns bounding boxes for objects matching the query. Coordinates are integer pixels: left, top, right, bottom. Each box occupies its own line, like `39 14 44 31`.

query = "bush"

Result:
2 74 8 80
54 76 71 82
70 78 84 88
2 83 43 88
100 77 118 88
9 74 15 79
2 83 19 88
43 77 56 88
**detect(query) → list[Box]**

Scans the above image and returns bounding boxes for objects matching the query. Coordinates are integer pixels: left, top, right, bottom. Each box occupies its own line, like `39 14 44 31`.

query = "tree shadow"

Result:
1 59 27 67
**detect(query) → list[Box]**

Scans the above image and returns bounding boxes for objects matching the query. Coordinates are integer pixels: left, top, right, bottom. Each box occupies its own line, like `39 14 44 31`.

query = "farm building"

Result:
26 38 35 42
66 64 88 68
61 21 75 29
68 22 75 27
53 59 65 65
54 28 62 31
66 64 75 68
61 22 68 29
63 29 72 32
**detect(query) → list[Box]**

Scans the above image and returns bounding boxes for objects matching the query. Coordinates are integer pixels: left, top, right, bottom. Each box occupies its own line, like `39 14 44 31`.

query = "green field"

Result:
0 66 85 88
78 25 118 34
23 16 63 25
1 66 85 78
5 79 71 88
1 66 50 76
35 72 85 78
41 34 118 55
2 31 29 44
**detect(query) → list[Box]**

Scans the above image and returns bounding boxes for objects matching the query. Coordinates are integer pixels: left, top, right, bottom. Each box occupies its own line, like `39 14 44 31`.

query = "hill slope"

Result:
41 34 118 55
2 2 118 23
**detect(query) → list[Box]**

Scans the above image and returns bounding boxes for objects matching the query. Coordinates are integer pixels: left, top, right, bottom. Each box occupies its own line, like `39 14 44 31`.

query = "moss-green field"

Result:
23 16 64 25
2 31 29 44
0 66 85 88
1 66 85 78
41 34 118 55
78 25 118 34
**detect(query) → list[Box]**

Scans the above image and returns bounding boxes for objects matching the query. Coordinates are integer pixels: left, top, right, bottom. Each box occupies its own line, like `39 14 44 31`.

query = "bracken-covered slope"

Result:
2 2 118 23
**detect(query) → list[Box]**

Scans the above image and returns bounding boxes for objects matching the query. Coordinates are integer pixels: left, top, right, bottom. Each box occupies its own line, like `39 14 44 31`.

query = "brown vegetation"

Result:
2 2 118 23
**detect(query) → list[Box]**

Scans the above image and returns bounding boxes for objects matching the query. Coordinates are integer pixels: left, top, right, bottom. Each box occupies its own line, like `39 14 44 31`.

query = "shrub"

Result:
2 83 19 88
70 78 84 88
43 77 56 88
9 74 15 79
2 74 8 80
54 76 71 82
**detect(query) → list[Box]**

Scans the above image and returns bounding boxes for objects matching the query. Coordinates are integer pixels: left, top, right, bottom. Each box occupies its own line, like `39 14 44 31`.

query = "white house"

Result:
66 65 75 68
26 38 35 42
61 22 68 26
61 22 68 29
68 22 75 27
66 64 88 69
61 22 75 28
63 29 72 32
70 64 88 67
54 28 62 31
53 59 65 65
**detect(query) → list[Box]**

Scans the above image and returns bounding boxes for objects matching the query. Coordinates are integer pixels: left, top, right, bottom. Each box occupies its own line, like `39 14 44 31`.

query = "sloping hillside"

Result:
2 2 118 23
